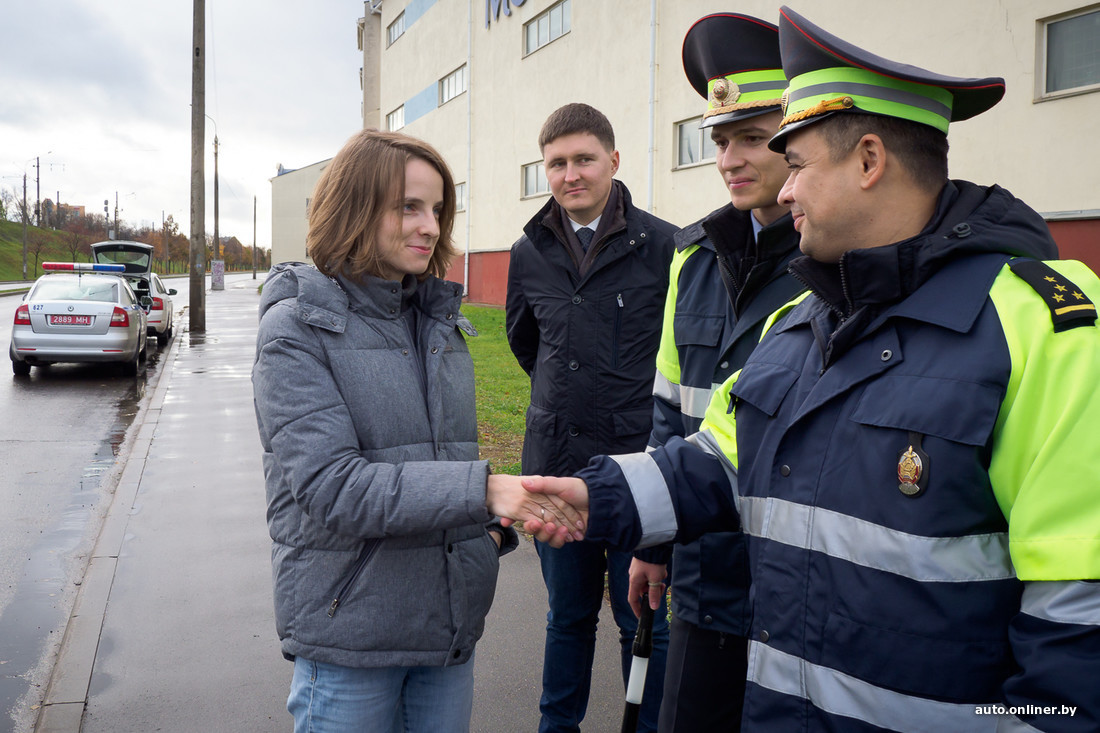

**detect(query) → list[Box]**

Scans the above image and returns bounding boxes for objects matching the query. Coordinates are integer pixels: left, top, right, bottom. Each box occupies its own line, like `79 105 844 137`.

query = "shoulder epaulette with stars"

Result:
1008 259 1097 332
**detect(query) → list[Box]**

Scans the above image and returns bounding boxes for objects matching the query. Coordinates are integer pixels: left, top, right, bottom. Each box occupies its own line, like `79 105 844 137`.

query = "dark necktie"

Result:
576 227 594 252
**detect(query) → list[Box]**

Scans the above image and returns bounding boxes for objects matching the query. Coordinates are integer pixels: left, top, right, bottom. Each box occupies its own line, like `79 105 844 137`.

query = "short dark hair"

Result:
306 129 458 282
538 103 615 152
817 113 949 192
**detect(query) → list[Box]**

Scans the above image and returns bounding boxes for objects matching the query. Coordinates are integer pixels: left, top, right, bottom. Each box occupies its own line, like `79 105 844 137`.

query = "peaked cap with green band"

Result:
682 13 786 129
768 5 1006 152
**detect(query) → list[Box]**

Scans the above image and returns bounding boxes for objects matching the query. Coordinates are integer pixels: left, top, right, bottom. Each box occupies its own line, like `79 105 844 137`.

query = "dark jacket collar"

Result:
533 180 629 275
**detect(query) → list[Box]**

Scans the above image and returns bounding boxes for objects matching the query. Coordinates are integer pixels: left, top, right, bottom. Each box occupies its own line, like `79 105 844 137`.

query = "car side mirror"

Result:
140 296 153 310
168 289 178 295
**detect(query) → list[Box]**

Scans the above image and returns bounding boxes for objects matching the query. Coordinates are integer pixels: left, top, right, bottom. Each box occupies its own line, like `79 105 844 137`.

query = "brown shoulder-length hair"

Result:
306 129 458 281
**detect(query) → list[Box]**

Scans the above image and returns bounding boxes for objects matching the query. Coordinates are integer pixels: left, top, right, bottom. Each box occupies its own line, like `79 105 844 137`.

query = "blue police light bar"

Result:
42 262 127 273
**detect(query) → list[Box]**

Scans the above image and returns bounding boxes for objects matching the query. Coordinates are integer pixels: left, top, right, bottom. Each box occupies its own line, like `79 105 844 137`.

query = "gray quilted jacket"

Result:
252 262 515 668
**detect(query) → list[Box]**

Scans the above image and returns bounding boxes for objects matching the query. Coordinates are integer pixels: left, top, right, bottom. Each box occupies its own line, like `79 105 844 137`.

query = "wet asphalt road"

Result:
0 274 244 733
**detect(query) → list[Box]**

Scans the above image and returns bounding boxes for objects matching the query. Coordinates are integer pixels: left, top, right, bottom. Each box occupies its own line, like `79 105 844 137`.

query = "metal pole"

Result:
21 173 28 281
213 134 220 260
189 0 206 331
35 156 41 226
252 195 257 279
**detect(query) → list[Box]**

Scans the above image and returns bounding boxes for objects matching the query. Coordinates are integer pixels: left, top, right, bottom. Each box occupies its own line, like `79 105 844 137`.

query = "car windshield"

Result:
33 279 118 303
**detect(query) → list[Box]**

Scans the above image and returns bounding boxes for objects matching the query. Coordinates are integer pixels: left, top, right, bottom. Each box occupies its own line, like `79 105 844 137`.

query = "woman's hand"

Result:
486 474 587 548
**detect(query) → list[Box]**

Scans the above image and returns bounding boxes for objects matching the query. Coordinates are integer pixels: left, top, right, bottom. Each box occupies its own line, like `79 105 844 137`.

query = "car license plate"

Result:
48 314 93 325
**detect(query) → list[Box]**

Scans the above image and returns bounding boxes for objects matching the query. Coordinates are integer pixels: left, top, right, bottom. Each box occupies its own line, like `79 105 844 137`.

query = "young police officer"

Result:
524 7 1100 731
627 14 803 732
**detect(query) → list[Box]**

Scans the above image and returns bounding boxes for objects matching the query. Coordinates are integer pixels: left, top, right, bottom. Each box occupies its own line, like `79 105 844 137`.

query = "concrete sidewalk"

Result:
34 279 626 733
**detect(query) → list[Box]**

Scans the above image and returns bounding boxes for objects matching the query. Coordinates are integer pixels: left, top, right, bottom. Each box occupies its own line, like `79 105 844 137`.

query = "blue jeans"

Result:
288 655 475 733
536 540 669 733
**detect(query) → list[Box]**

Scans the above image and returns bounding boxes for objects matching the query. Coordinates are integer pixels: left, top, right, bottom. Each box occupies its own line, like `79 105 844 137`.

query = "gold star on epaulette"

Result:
1008 259 1098 332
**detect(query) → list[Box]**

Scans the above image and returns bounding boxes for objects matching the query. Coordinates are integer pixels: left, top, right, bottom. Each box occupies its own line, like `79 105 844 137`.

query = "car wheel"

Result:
121 345 140 376
157 326 170 347
12 359 30 376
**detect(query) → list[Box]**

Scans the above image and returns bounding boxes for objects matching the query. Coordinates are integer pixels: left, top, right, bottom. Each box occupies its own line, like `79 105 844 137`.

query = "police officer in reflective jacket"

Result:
522 7 1100 731
627 14 803 732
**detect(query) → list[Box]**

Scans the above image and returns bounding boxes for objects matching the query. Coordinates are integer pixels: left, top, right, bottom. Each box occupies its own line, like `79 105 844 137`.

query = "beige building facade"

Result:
271 0 1099 302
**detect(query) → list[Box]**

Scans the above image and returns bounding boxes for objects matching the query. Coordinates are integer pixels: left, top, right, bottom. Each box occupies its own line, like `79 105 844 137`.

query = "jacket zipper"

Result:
328 539 381 617
612 293 624 369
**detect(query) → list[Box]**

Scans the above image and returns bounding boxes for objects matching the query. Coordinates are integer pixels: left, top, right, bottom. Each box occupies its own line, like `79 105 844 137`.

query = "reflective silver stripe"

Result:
749 642 998 732
738 80 785 94
685 428 739 515
680 383 720 420
609 452 677 548
1020 580 1100 626
652 372 680 406
739 496 1015 582
788 81 952 119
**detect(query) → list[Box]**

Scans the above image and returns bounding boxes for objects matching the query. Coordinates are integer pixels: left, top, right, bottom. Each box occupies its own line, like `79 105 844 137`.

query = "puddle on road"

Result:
0 381 146 730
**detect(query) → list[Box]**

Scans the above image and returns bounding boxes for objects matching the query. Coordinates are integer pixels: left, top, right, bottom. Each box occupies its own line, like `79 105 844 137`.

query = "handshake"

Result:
486 474 591 548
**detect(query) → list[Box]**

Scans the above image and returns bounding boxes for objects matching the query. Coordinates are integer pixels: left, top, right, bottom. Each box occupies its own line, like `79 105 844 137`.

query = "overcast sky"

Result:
1 0 366 251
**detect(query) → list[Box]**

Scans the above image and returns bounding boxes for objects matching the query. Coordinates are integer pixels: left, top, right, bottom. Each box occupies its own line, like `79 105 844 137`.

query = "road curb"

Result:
33 314 186 733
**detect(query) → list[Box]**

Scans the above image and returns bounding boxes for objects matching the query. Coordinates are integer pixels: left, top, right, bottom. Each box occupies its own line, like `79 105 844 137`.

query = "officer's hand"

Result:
629 557 667 617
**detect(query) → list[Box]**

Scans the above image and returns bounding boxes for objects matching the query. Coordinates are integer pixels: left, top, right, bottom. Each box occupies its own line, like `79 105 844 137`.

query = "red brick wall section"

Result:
443 251 512 306
1049 219 1100 276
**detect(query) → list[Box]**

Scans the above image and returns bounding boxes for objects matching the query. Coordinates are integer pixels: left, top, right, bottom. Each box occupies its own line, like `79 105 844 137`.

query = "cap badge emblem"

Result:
711 78 740 106
781 88 790 116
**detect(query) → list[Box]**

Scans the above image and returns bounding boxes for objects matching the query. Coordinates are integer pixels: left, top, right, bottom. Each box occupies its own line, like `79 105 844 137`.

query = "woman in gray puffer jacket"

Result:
253 130 581 733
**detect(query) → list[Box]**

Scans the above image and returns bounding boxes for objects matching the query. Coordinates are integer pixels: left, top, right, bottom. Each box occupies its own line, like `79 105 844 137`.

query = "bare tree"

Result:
63 228 88 263
28 230 49 278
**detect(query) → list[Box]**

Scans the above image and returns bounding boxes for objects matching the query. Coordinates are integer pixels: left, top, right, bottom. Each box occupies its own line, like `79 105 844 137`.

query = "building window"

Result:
455 182 467 212
1040 7 1100 97
439 65 467 106
387 12 405 46
676 117 717 167
387 106 405 131
522 162 550 198
525 0 571 56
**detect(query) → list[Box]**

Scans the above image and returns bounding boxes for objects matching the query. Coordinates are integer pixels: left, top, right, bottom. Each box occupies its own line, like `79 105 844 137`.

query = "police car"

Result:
9 262 150 376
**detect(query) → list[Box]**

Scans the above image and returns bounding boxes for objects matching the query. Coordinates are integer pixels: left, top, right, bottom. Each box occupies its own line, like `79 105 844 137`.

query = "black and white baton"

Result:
620 596 655 733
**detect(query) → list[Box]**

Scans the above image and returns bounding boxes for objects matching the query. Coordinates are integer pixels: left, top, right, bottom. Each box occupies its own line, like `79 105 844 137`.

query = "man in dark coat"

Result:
505 102 676 733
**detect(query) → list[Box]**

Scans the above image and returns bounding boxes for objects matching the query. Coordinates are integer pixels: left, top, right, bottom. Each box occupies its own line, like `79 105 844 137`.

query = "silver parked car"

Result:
90 240 176 346
9 263 150 376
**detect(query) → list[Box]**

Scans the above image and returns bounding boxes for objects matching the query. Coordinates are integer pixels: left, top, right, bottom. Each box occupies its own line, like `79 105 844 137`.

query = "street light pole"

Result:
21 173 28 280
213 132 219 261
189 0 206 331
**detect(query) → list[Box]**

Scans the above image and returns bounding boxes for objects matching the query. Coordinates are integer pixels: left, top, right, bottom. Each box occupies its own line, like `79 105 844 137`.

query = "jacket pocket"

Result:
524 402 557 436
730 360 800 417
673 313 723 348
850 375 1001 446
823 610 1012 702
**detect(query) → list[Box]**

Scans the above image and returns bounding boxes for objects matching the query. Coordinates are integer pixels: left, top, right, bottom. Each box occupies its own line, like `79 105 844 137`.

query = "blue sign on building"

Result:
486 0 527 28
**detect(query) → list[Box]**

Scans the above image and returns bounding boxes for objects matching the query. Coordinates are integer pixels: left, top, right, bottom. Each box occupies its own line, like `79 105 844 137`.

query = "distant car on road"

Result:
9 262 150 376
90 240 176 346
